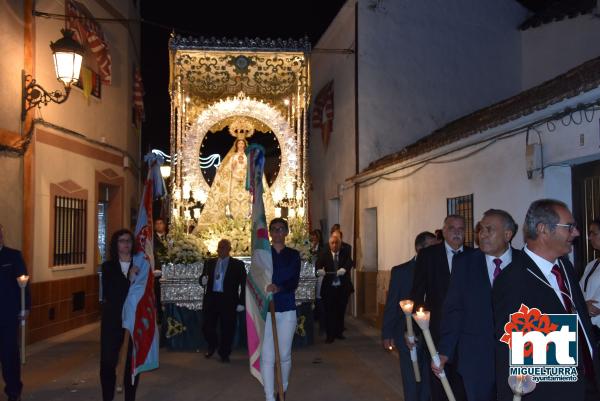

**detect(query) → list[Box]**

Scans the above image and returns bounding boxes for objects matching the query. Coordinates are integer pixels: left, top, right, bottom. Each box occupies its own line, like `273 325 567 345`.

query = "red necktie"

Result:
551 264 594 380
551 265 572 312
493 258 502 282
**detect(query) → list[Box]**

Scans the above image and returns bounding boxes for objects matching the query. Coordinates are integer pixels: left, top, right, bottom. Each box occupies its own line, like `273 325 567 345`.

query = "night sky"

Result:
140 1 347 157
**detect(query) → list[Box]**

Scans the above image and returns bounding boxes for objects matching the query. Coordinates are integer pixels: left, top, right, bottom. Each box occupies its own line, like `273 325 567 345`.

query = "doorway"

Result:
95 181 123 265
358 207 378 324
572 159 600 276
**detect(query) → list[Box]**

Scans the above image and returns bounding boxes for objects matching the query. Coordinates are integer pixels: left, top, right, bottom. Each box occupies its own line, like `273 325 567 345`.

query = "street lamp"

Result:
160 165 171 179
21 29 85 120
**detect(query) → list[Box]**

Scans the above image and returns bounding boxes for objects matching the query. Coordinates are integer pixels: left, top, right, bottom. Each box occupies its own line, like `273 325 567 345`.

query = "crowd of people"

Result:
382 199 600 401
4 198 600 401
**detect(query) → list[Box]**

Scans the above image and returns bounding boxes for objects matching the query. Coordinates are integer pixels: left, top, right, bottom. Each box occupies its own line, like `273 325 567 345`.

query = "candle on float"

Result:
399 299 421 382
412 307 456 401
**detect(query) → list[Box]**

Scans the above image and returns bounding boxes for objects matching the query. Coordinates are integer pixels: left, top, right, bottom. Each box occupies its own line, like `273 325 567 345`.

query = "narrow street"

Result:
23 318 405 401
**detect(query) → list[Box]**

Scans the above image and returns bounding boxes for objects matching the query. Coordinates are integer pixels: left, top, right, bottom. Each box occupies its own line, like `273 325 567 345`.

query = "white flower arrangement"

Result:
286 216 311 260
165 219 206 264
192 215 311 260
195 217 251 257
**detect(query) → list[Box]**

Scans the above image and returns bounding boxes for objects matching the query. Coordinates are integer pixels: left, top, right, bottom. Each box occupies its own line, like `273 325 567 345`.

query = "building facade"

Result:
310 0 600 325
0 0 141 342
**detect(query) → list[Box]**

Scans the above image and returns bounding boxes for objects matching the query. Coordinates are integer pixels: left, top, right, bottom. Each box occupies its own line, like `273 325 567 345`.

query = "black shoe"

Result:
336 334 346 340
205 349 215 358
220 355 230 363
8 397 21 401
325 337 335 344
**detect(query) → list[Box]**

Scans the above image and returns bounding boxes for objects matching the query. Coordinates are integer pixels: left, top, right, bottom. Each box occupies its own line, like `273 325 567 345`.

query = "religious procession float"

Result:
156 35 315 350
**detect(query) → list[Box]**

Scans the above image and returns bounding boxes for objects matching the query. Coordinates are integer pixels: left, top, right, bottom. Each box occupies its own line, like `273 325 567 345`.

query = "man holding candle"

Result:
493 199 600 401
382 231 437 401
0 224 30 401
434 209 519 401
410 215 472 401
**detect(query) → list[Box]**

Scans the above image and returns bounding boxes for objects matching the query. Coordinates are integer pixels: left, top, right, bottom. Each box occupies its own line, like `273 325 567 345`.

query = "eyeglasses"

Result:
552 223 578 233
270 226 287 233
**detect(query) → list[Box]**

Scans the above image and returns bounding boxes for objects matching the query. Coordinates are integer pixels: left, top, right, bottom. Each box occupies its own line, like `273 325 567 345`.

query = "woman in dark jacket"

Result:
100 229 139 401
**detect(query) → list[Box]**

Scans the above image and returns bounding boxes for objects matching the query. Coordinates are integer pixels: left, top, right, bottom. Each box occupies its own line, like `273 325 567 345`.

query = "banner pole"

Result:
115 331 130 392
270 300 285 400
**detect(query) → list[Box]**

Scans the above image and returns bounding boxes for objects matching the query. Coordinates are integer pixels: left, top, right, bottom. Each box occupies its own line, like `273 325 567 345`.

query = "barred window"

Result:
53 196 87 266
447 194 474 247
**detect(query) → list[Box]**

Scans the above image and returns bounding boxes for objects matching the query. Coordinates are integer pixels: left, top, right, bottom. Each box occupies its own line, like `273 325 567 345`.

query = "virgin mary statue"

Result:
196 119 275 228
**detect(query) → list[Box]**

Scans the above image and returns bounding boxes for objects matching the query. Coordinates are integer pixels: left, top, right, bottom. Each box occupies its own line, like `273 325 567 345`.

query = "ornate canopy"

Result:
168 34 311 221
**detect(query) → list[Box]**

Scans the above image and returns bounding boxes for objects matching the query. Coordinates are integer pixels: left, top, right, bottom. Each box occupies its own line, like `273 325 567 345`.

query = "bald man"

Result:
200 239 246 362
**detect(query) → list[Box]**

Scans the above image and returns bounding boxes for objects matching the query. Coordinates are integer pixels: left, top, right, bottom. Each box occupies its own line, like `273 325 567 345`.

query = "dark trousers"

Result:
427 347 466 401
397 337 431 401
1 323 22 399
202 294 237 358
100 329 139 401
323 287 347 340
314 298 326 335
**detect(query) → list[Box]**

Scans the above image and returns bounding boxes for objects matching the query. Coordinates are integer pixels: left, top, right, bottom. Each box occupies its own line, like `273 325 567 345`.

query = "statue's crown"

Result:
229 117 255 139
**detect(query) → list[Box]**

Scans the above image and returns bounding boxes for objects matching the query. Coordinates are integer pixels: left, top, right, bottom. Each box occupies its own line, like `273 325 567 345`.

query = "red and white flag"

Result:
66 0 112 85
133 67 145 127
121 153 166 382
312 81 334 150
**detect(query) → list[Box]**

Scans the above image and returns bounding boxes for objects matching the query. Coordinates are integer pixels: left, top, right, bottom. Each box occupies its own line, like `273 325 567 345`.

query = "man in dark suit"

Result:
435 209 519 401
317 234 354 343
382 231 437 401
410 214 472 401
200 239 246 362
494 199 600 401
0 224 30 401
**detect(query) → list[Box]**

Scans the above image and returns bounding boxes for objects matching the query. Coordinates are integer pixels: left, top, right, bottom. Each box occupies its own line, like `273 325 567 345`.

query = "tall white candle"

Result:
17 275 29 365
413 307 456 401
399 299 421 382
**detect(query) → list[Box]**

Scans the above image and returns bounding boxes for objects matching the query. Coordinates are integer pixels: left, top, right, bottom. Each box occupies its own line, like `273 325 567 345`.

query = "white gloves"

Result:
317 269 326 277
201 276 208 286
236 305 245 312
337 268 346 277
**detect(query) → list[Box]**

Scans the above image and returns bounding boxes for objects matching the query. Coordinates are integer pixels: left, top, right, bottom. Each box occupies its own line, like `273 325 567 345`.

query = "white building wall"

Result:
34 0 139 157
0 0 25 133
0 2 25 248
309 1 356 238
357 0 526 170
521 14 600 90
357 88 600 272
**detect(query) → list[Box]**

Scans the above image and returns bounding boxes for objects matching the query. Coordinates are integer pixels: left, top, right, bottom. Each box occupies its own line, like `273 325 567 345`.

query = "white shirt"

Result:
523 246 568 309
485 247 512 285
444 241 464 272
524 247 594 355
580 258 600 328
119 260 130 278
